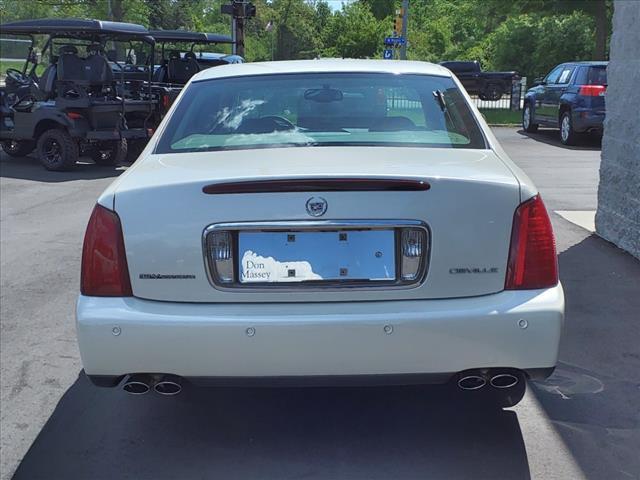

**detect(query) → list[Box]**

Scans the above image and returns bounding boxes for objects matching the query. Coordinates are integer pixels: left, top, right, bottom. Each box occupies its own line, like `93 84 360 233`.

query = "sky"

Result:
325 0 356 11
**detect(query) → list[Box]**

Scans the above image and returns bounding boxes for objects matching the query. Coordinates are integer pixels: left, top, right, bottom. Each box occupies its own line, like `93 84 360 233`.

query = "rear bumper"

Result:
76 284 564 381
572 109 605 132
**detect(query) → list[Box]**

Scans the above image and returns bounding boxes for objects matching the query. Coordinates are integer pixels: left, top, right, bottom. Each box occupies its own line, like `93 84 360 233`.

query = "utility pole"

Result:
221 1 256 58
400 0 409 60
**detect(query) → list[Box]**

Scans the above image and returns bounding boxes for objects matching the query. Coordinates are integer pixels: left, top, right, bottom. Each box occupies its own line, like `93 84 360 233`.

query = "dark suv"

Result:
523 61 607 145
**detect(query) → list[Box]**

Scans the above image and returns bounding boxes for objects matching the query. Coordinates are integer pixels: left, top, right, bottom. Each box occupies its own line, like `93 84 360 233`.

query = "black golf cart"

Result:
0 19 156 170
149 30 237 114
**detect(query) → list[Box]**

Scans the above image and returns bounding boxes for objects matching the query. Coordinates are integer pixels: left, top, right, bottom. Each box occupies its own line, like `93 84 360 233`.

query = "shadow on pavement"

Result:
531 233 640 478
0 154 126 183
517 129 602 151
13 376 530 480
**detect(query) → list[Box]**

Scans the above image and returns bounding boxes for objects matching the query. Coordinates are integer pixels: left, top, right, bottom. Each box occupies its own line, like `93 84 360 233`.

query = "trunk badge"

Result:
306 197 328 217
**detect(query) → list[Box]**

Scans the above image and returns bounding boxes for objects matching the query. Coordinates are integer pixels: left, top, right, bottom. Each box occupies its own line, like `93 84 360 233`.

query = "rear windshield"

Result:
155 72 487 153
576 66 607 85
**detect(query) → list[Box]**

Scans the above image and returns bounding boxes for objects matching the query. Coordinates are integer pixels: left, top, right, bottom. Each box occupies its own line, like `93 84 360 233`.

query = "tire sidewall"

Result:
1 140 35 157
560 112 575 145
36 129 78 171
91 139 127 166
522 102 538 132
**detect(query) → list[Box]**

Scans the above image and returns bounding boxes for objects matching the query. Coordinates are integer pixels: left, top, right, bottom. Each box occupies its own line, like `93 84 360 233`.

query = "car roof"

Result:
0 18 150 38
191 59 451 82
565 61 609 66
150 30 234 44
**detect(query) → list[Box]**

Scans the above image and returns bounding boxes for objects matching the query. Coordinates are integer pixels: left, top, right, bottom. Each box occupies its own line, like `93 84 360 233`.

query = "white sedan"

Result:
77 60 563 405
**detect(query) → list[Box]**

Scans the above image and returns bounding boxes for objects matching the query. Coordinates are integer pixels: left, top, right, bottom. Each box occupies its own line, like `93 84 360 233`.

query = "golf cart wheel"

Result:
36 129 78 171
1 140 36 157
91 139 127 166
125 140 145 163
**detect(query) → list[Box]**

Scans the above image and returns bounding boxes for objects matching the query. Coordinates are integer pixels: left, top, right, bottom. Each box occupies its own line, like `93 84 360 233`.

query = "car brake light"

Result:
578 85 606 96
81 204 132 296
505 195 558 290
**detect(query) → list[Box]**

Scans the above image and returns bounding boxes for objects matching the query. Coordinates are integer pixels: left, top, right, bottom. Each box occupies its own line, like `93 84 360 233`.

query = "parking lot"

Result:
1 127 639 480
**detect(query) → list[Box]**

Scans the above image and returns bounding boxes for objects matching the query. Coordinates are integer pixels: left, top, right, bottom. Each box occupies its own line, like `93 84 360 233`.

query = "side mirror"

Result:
533 77 546 86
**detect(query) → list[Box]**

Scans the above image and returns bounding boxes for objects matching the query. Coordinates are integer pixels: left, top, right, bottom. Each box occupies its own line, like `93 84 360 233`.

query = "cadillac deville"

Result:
77 60 563 406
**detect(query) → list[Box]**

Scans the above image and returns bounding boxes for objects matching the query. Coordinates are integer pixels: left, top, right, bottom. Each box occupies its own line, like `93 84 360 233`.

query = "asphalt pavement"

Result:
1 128 639 480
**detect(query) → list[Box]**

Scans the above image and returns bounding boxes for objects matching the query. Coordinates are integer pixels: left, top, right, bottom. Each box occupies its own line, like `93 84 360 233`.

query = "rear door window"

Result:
556 66 575 85
545 66 564 84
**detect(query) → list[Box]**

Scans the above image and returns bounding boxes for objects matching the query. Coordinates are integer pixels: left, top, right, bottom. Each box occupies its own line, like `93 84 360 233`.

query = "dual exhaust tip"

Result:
122 374 182 396
457 371 520 391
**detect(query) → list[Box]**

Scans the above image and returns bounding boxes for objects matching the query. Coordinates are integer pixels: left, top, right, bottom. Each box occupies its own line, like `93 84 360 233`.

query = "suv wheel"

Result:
560 111 580 146
36 129 78 171
522 104 538 133
91 139 127 166
1 140 36 157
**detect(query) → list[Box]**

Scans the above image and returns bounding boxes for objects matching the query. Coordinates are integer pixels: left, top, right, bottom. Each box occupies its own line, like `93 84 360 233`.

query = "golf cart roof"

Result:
150 30 234 44
0 18 152 40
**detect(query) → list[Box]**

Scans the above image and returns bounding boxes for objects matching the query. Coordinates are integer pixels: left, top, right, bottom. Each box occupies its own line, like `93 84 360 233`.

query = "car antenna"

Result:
433 90 447 112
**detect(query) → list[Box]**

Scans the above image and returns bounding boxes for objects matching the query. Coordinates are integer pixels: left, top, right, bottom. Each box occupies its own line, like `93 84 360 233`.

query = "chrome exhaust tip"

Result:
490 373 519 389
457 375 487 390
153 374 182 396
122 374 152 395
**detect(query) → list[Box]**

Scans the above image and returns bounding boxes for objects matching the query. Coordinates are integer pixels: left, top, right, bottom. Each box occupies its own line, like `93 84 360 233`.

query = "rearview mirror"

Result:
533 77 546 86
304 86 343 103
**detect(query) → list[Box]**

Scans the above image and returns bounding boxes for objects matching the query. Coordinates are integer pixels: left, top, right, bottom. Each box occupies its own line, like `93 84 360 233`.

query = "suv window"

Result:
155 72 487 154
574 65 607 85
545 65 564 84
556 66 575 85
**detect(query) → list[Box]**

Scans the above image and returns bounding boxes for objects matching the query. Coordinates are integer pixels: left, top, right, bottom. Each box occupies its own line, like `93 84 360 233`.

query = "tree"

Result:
322 2 385 58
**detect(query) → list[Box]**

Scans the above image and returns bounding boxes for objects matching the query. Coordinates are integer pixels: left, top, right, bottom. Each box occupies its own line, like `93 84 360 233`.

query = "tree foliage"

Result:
0 0 612 78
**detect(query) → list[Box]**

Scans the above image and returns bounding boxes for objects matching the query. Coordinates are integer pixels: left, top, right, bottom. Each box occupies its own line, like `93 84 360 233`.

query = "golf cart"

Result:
149 30 238 114
0 19 155 170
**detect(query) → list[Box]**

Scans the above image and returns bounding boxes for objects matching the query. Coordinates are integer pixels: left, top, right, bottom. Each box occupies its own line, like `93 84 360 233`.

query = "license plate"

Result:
238 230 396 283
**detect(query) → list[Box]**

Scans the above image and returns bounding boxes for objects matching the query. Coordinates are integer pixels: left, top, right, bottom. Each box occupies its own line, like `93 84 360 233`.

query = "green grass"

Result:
479 109 522 126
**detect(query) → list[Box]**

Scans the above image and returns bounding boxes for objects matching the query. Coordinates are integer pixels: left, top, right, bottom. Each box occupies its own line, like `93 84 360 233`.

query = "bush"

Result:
484 12 595 83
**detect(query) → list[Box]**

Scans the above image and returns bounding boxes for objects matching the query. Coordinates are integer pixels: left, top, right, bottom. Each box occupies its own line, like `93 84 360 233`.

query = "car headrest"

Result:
184 51 197 60
169 50 180 59
87 43 105 55
59 45 79 55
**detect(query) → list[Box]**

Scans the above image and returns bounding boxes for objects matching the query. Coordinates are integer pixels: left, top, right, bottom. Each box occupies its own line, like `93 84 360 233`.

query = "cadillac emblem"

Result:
305 196 328 217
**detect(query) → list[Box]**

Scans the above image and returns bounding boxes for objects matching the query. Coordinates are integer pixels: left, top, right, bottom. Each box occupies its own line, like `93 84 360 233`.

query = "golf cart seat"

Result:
167 50 200 84
85 43 114 86
56 44 118 108
38 57 58 100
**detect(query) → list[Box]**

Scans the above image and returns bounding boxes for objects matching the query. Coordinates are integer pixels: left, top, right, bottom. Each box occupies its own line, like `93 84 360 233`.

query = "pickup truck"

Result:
439 61 519 101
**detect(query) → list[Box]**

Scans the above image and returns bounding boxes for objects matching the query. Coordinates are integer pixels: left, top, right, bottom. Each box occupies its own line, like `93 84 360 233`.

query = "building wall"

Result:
595 0 640 258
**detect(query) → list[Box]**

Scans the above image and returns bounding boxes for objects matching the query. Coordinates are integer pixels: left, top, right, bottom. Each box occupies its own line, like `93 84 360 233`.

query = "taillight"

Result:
505 195 558 290
578 85 606 96
81 204 132 296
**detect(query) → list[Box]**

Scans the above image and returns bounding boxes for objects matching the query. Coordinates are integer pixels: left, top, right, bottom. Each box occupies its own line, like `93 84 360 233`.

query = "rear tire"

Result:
91 139 127 166
36 129 78 171
560 111 580 146
483 83 504 101
1 140 35 157
522 103 538 132
125 140 145 163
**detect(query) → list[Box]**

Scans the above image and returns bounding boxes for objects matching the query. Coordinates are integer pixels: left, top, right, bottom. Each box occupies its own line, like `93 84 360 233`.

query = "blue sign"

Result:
384 36 405 46
383 49 393 60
